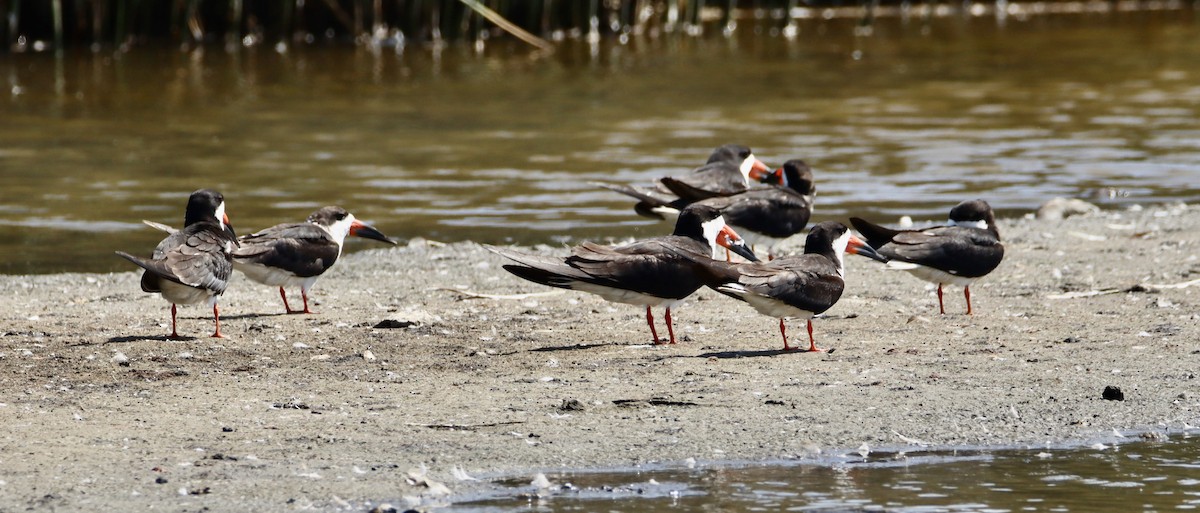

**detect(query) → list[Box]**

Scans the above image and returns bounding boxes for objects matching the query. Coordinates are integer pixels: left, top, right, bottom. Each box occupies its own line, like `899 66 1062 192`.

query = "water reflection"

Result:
1 10 1198 274
452 434 1200 512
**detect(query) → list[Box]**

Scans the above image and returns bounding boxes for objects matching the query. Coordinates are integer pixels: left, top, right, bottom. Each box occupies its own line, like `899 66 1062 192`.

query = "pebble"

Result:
1038 197 1101 220
111 352 129 367
531 473 552 489
1102 385 1125 401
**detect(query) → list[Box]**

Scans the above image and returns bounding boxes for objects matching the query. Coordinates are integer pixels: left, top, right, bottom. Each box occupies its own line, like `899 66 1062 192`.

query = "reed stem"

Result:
1 0 10 47
52 0 63 49
459 0 553 50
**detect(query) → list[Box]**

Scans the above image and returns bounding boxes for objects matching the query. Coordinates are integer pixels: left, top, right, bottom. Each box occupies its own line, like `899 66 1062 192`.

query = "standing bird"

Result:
486 205 759 345
231 206 397 314
850 199 1004 315
116 189 238 339
605 159 816 258
689 222 887 352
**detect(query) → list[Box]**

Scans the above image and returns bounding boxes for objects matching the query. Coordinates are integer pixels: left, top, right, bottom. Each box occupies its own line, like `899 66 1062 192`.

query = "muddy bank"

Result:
0 203 1196 511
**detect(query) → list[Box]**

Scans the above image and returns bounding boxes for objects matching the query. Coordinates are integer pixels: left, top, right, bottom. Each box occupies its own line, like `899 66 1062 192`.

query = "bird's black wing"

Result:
233 223 340 278
883 226 1004 278
717 189 812 239
734 255 844 314
660 162 746 202
117 223 233 294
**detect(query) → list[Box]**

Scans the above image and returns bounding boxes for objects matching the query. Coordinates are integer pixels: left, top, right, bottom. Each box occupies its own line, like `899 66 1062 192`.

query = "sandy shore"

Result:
0 202 1197 511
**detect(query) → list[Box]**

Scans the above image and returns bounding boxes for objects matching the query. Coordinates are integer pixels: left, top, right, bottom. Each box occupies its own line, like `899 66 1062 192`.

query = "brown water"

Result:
2 9 1199 274
450 434 1200 512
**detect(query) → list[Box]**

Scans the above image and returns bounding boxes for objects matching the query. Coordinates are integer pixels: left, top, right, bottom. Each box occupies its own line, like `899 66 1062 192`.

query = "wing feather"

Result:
714 255 843 315
117 222 233 295
660 162 746 201
715 188 812 238
233 223 340 278
487 236 713 301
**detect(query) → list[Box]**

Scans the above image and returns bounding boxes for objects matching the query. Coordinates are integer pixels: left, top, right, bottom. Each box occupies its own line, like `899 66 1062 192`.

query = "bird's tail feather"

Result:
849 217 900 249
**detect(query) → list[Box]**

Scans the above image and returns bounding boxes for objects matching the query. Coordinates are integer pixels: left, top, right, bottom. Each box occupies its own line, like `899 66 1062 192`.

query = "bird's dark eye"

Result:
336 213 348 220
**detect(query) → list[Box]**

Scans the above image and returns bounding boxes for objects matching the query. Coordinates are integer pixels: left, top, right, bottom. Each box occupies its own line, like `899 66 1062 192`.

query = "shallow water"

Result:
451 434 1200 512
2 9 1199 274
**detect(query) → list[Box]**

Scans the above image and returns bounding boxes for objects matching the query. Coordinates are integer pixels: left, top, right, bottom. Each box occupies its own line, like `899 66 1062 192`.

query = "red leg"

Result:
301 289 315 314
780 318 794 351
211 304 226 338
806 319 821 352
280 287 298 314
646 305 662 344
665 307 676 345
725 248 731 262
169 304 181 339
965 285 973 315
937 284 946 315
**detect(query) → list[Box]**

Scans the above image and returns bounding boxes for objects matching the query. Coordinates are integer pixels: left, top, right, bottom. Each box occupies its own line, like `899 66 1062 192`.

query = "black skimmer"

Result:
601 144 774 213
231 206 397 314
604 159 815 259
115 189 238 339
849 199 1004 315
485 204 759 345
688 221 887 352
712 160 815 256
659 144 773 202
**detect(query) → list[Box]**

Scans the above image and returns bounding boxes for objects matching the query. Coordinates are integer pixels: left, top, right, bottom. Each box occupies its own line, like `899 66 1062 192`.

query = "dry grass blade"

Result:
458 0 554 51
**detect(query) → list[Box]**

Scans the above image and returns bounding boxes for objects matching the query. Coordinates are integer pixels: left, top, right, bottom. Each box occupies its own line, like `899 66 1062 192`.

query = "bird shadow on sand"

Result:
102 334 198 344
695 347 834 359
219 312 292 321
529 342 619 353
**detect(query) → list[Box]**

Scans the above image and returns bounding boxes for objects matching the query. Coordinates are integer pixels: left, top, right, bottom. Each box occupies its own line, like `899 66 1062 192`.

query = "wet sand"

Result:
0 203 1196 511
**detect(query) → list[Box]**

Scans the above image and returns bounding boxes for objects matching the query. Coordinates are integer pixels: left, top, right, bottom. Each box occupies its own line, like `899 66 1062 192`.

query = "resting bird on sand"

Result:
116 189 238 338
231 206 397 314
850 199 1004 315
604 159 816 259
600 144 775 217
486 204 759 345
687 221 887 352
657 144 774 202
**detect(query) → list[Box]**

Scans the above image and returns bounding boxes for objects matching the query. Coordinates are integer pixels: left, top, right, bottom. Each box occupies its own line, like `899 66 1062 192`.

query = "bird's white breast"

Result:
890 262 977 287
159 280 216 306
234 261 320 291
572 282 682 308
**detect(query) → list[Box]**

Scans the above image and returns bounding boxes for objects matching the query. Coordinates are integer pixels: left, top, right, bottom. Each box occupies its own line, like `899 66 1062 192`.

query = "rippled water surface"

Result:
2 9 1199 274
452 434 1200 512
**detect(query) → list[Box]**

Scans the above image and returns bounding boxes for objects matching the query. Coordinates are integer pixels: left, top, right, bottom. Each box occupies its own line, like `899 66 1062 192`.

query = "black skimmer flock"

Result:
232 206 397 314
486 204 759 345
687 221 887 352
605 159 815 259
116 189 238 338
850 199 1004 315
